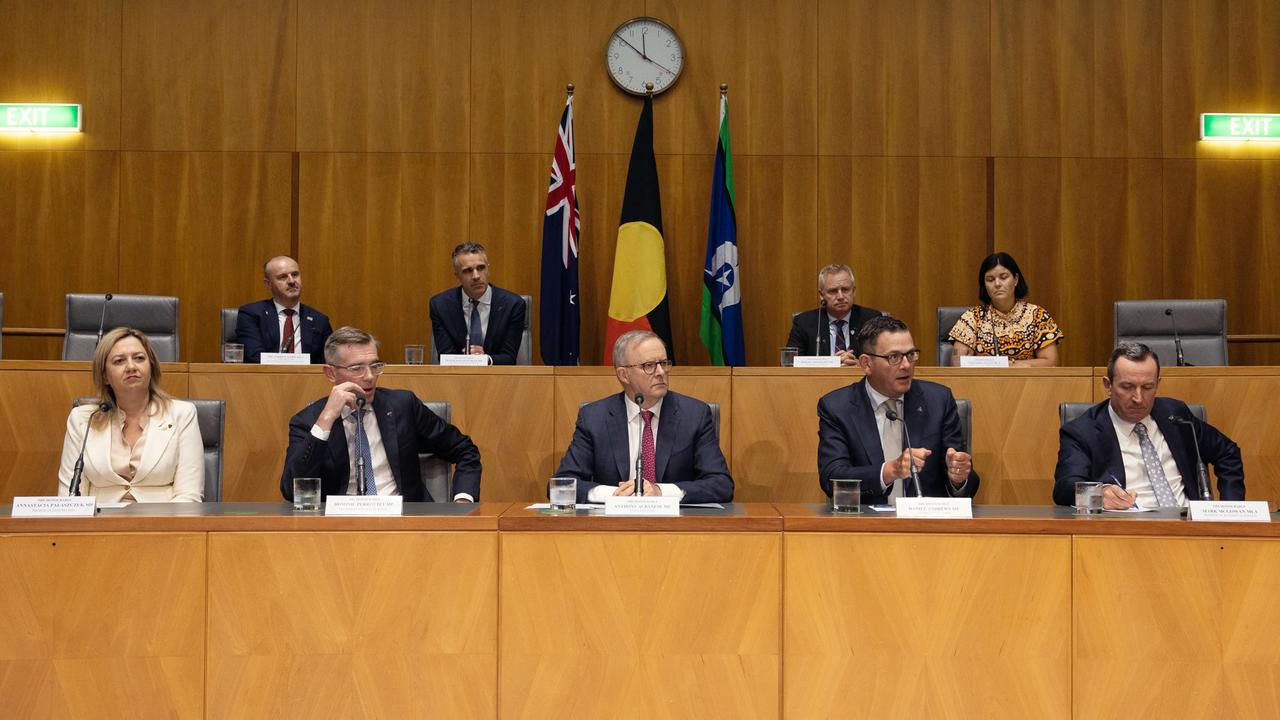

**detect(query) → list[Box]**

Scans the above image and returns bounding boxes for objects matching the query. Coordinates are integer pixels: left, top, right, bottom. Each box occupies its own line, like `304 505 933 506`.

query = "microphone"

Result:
355 397 367 495
1166 307 1189 367
93 293 114 349
69 402 112 496
816 298 826 356
633 393 646 495
885 407 922 497
1169 414 1212 501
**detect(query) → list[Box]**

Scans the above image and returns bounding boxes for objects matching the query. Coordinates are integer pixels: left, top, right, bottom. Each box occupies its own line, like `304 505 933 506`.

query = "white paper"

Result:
324 496 403 516
1101 506 1156 514
439 354 491 366
959 356 1010 368
12 496 96 517
893 497 973 519
525 502 604 510
259 352 311 365
604 496 680 516
869 504 896 512
1188 500 1271 523
792 356 841 368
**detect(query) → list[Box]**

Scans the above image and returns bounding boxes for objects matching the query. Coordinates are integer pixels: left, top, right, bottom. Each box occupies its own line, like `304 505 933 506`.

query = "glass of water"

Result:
1074 481 1103 515
780 346 799 367
293 477 321 511
222 342 244 363
548 476 577 513
404 344 425 365
831 478 861 514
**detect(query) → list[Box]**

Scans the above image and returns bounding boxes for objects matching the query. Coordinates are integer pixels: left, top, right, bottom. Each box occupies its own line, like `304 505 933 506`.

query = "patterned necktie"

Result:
281 309 295 353
882 399 905 500
640 409 656 487
833 318 847 353
354 408 377 495
1134 422 1177 507
468 298 483 348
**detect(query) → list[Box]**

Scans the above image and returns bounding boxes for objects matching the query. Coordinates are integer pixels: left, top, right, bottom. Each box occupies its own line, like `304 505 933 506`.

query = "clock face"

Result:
606 17 684 96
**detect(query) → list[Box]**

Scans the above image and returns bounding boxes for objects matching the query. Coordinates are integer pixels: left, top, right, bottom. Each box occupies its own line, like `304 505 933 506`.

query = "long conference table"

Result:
3 502 1279 719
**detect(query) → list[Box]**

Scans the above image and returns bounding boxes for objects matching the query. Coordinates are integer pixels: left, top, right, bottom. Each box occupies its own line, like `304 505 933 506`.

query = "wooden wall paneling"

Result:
657 153 705 366
647 0 818 157
500 532 780 718
785 533 1070 718
991 0 1064 157
1075 536 1280 717
119 151 293 362
296 0 470 152
0 362 104 501
469 0 641 154
0 152 120 360
208 531 497 718
121 0 296 151
572 153 631 365
0 532 205 717
297 152 469 360
817 0 991 157
817 156 988 366
0 0 122 151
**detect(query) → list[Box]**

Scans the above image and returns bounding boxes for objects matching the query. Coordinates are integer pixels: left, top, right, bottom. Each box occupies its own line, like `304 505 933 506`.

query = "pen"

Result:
1102 473 1138 510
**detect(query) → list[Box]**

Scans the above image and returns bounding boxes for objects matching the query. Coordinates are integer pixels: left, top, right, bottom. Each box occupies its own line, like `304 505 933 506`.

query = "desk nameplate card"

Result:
959 356 1010 368
259 352 311 365
325 496 404 516
12 496 96 517
604 496 680 516
792 356 841 368
893 497 973 519
440 354 491 366
1188 500 1270 522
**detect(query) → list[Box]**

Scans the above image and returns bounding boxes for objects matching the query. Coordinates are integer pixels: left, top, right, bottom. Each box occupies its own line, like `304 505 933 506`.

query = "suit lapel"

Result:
372 394 402 492
903 384 927 452
654 394 679 483
328 419 352 493
849 380 884 464
261 303 280 353
607 394 630 483
445 289 467 348
133 405 176 483
86 416 114 481
1093 408 1126 485
1153 408 1195 491
485 290 506 353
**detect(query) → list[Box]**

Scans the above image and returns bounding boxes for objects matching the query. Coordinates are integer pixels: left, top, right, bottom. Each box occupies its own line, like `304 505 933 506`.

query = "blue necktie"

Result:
468 298 483 348
354 408 377 495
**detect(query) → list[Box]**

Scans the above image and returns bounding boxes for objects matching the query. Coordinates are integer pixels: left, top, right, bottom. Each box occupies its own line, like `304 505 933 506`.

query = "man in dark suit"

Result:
280 326 481 502
554 330 733 504
428 242 526 365
235 255 333 364
787 263 883 365
1054 342 1244 508
818 315 978 504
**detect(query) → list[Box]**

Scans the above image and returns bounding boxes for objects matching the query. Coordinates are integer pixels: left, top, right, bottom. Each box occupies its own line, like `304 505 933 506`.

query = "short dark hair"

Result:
977 252 1029 304
1106 341 1160 381
451 242 487 264
324 326 379 365
856 315 909 355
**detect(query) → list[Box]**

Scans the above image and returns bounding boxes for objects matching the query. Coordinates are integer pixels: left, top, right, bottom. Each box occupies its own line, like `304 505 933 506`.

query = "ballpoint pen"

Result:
1101 473 1139 510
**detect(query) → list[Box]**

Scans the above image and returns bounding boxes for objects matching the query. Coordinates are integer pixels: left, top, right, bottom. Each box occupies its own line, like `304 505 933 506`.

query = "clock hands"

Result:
613 33 678 77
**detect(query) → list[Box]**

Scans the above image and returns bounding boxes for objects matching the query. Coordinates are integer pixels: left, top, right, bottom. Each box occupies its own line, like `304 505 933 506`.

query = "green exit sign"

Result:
1201 113 1280 141
0 103 81 133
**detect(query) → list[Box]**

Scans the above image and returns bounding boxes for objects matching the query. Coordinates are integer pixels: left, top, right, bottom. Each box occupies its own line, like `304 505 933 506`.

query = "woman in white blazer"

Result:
57 327 204 502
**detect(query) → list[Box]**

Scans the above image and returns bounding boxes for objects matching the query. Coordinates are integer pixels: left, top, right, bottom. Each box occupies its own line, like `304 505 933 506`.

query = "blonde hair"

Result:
89 327 171 428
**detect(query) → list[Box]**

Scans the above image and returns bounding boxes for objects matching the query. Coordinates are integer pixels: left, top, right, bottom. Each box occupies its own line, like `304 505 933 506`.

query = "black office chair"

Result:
936 306 968 367
63 293 180 361
955 398 973 453
419 401 454 501
220 307 239 347
1059 401 1206 427
430 295 534 365
1114 299 1228 367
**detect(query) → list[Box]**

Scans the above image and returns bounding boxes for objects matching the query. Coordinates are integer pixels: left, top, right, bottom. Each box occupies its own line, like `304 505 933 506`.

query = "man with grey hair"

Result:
235 255 333 363
1053 342 1244 509
280 326 482 502
786 263 883 365
428 242 527 364
554 330 733 503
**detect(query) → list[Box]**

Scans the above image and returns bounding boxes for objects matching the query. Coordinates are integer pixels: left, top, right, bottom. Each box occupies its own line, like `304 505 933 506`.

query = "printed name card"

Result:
259 352 311 365
959 356 1010 368
792 356 841 368
439 354 492 366
604 496 680 516
325 496 403 516
1188 500 1271 523
893 497 973 519
12 496 96 517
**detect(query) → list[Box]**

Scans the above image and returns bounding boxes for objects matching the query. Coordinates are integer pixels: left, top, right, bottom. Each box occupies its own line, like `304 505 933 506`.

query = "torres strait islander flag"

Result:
604 94 675 361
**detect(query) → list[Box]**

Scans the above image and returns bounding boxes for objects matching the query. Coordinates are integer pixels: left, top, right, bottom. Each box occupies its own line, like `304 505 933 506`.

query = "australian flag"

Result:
540 93 581 365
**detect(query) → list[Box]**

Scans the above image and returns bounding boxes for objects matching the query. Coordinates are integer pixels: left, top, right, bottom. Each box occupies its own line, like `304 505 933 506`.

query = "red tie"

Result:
640 410 656 487
281 309 295 353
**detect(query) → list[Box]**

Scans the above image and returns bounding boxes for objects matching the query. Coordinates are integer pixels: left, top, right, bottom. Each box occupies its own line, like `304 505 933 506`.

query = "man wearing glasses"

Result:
280 326 482 502
554 330 733 503
818 315 978 503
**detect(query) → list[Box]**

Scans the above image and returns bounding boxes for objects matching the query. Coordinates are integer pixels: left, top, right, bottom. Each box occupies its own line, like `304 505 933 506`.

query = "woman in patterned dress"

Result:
948 252 1063 367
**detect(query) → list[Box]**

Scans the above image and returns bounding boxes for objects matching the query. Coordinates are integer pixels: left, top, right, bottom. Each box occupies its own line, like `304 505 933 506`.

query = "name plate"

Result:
325 496 403 516
259 352 311 365
604 496 680 516
1188 500 1271 523
959 356 1010 368
439 353 492 366
893 497 973 519
12 496 96 517
793 356 841 368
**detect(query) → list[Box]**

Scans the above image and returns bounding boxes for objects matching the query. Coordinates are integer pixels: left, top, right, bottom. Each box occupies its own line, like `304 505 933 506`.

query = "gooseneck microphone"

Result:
885 407 923 497
1169 413 1212 501
69 402 113 496
816 299 826 356
633 394 646 495
355 396 367 495
1165 307 1189 367
93 293 114 349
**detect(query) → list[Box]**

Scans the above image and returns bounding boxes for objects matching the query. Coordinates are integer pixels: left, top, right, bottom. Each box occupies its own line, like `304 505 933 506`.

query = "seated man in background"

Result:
280 326 481 502
1054 342 1244 509
818 315 978 504
786 263 883 366
236 255 333 363
554 330 733 504
428 242 526 365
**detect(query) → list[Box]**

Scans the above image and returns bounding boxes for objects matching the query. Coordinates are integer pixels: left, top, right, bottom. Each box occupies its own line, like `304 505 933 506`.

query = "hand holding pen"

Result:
1100 473 1139 510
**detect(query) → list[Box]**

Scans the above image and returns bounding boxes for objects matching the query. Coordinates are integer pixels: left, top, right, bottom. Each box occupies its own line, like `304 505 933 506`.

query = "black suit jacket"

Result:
280 388 481 502
428 285 526 365
817 377 979 503
554 391 734 504
787 305 883 356
235 299 333 364
1052 398 1244 505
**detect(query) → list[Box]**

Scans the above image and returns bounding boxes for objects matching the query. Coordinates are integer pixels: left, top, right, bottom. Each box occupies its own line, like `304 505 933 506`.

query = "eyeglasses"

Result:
622 359 673 375
330 361 387 376
862 349 920 366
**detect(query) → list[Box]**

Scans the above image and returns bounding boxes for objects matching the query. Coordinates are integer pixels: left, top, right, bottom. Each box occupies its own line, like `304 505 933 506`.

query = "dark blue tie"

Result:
354 408 376 495
468 298 483 348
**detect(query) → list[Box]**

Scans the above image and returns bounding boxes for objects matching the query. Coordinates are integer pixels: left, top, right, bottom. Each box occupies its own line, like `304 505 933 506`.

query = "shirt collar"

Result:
273 300 300 316
462 285 493 307
624 393 665 423
864 380 900 411
1107 403 1153 438
826 308 852 323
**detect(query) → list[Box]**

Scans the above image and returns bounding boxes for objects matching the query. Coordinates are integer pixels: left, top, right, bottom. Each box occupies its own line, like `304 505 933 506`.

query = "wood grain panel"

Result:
208 531 497 718
296 0 470 152
120 151 293 362
501 532 780 718
574 152 633 366
0 151 119 360
0 0 121 151
0 532 205 718
1076 536 1280 718
658 153 705 365
818 0 990 157
122 0 296 151
297 152 469 360
817 156 988 363
785 532 1070 719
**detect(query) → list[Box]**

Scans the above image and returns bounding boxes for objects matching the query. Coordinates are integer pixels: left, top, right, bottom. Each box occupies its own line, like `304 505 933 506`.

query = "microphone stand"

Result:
816 300 825 356
1166 307 1189 367
886 408 922 497
355 397 367 495
69 402 112 496
93 293 114 349
1169 414 1212 501
633 394 645 496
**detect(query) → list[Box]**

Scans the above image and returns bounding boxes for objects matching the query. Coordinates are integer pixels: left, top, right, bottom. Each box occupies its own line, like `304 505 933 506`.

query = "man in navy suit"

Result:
235 256 333 364
280 326 481 502
554 330 733 504
428 242 526 365
1054 342 1244 509
786 263 883 365
818 315 978 504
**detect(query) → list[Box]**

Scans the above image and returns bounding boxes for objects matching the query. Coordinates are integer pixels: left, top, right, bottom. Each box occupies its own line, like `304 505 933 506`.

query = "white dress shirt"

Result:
864 382 904 493
586 395 685 502
827 311 852 354
273 300 304 354
1107 405 1186 508
460 286 493 342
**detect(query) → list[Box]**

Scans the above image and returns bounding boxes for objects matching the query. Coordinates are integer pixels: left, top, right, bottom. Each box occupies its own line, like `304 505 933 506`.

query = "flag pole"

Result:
566 83 574 96
720 82 728 97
